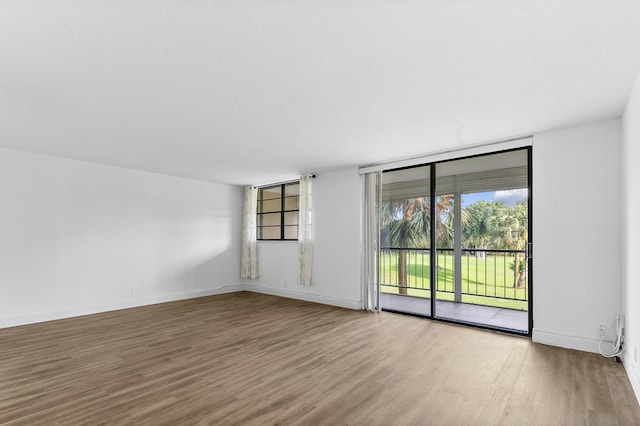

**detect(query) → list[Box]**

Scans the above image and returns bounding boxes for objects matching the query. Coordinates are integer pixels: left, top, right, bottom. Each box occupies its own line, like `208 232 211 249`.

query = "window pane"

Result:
285 183 299 196
284 225 298 240
258 186 282 214
261 186 281 199
260 226 281 240
284 195 299 211
259 212 281 227
284 211 298 226
259 197 282 213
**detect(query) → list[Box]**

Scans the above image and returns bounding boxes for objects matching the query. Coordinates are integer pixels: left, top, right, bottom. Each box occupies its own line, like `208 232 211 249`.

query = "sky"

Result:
462 189 528 208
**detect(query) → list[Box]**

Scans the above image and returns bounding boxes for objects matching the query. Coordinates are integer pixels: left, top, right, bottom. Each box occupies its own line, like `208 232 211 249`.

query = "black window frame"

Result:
256 182 299 241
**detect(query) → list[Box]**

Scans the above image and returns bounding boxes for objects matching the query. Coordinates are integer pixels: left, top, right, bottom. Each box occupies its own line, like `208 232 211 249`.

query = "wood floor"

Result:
1 292 639 425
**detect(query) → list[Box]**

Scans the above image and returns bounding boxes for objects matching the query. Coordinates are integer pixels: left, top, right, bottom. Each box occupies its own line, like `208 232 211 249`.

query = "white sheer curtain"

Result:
299 175 313 286
362 172 381 311
240 185 259 279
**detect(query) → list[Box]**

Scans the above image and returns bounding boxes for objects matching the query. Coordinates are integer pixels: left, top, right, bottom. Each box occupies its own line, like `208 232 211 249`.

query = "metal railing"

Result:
380 247 528 302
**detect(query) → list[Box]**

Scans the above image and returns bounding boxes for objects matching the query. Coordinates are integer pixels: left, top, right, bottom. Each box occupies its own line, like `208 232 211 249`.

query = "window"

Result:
257 182 299 240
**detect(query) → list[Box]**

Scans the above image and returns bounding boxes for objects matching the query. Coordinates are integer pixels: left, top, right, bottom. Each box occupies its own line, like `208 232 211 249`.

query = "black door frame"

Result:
380 146 533 337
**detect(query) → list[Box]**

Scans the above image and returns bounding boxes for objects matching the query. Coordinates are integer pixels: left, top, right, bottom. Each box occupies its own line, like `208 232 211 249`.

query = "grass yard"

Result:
380 251 528 311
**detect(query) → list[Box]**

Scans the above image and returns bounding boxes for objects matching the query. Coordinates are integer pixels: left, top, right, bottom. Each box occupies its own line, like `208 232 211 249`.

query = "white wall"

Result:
622 71 640 401
0 148 244 328
246 167 362 309
532 119 622 352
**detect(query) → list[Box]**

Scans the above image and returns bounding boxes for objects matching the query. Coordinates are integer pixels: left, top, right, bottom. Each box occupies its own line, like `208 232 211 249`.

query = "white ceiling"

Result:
1 1 640 185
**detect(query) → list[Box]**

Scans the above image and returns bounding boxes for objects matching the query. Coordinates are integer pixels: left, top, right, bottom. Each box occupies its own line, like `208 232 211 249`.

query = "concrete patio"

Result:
380 292 529 333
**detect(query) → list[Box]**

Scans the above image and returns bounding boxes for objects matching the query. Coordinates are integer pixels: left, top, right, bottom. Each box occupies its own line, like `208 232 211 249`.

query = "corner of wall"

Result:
621 68 640 406
244 284 361 310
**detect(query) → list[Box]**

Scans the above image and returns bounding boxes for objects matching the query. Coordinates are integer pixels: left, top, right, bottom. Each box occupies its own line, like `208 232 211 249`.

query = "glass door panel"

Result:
379 165 432 316
434 150 529 333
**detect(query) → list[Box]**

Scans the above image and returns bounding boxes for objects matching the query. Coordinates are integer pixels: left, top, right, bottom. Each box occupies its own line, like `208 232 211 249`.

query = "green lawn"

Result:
380 251 528 311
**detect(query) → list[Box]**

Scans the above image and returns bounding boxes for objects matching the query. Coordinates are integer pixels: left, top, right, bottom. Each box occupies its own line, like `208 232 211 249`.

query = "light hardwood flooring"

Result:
1 292 639 425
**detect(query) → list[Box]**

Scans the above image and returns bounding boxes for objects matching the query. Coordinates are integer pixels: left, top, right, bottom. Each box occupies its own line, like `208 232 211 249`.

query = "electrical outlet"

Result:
599 324 606 338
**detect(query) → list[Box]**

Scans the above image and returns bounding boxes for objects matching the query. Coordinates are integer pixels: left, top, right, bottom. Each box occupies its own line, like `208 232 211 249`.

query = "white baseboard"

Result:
622 353 640 406
0 284 363 330
244 284 362 310
532 328 600 353
0 284 247 329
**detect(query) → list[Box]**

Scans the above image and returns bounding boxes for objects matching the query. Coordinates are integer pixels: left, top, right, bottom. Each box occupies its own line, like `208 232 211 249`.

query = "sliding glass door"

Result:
375 148 531 334
434 150 529 333
379 165 432 316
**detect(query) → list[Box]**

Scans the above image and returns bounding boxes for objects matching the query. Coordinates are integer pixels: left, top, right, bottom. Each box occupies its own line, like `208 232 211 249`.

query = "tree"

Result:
510 201 528 288
381 195 456 294
382 198 429 294
486 201 528 288
434 195 457 248
462 200 493 257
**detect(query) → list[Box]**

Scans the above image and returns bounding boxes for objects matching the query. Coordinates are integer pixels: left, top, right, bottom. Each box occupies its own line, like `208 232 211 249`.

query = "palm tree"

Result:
487 202 528 288
383 198 428 294
434 195 456 248
462 200 493 258
381 195 456 294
